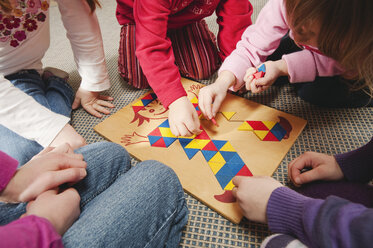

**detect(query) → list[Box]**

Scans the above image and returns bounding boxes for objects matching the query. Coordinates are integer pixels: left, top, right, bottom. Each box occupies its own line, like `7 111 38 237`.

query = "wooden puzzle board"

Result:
94 78 307 223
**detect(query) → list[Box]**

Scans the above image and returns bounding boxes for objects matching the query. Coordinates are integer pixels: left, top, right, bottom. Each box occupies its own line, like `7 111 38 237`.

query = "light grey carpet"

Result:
44 1 372 247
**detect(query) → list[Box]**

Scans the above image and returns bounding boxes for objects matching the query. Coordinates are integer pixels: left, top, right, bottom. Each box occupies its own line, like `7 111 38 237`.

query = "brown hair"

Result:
0 0 101 13
285 0 373 96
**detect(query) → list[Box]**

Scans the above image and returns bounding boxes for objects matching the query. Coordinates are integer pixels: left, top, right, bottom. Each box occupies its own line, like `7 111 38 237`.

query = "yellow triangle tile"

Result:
224 180 235 190
208 161 226 174
190 97 199 104
262 121 276 130
209 152 226 163
220 141 236 152
159 127 177 138
132 100 144 106
254 130 269 140
185 139 210 149
221 112 236 120
178 134 196 139
238 121 253 131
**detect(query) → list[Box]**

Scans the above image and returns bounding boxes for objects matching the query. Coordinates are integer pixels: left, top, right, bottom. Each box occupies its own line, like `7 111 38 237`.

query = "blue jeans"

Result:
268 36 373 108
0 142 188 247
0 69 75 165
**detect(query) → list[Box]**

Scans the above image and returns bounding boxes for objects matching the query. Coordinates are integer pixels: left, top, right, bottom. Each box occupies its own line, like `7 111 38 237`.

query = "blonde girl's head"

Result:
0 0 101 13
285 0 373 96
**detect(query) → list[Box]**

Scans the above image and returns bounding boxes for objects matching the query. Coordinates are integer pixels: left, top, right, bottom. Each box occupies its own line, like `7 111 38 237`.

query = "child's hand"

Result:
232 176 283 223
244 60 288 93
0 143 87 203
23 188 81 235
50 124 86 149
72 88 115 118
168 96 201 137
288 152 344 187
199 71 236 120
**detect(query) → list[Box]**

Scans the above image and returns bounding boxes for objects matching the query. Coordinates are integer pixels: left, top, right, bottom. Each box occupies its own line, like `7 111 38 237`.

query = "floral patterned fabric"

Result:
0 0 49 47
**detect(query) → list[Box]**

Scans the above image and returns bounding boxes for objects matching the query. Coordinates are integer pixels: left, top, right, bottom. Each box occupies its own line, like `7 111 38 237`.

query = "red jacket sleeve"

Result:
133 0 187 108
216 0 253 60
0 215 63 248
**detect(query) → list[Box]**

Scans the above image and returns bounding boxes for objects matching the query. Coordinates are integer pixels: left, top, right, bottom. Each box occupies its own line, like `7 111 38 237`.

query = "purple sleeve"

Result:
335 137 373 183
0 215 63 248
267 187 373 247
0 151 18 191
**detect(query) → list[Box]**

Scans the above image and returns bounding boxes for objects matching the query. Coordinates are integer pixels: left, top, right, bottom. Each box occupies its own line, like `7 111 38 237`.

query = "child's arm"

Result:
216 0 253 60
0 77 82 148
57 0 114 117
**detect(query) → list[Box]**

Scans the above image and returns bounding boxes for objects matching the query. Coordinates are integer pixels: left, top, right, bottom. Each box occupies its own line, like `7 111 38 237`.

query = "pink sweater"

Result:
220 0 344 91
0 151 63 248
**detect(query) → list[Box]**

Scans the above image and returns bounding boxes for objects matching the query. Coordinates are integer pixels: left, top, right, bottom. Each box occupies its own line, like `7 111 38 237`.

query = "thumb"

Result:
72 95 81 110
293 168 321 185
254 77 267 86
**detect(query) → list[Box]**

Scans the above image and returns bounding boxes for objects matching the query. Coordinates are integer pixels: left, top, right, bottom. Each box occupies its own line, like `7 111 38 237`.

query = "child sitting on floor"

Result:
199 0 373 120
232 136 373 247
115 0 253 137
0 0 114 164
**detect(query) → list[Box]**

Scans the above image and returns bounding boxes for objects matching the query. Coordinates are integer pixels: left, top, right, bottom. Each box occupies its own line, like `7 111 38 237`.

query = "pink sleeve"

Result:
219 0 289 90
216 0 253 60
283 50 344 83
133 0 187 108
0 215 63 248
0 151 18 191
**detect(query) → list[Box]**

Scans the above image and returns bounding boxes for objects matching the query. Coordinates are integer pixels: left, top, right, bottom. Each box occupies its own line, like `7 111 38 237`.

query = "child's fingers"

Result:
198 90 212 119
293 168 322 186
211 95 224 117
250 81 261 93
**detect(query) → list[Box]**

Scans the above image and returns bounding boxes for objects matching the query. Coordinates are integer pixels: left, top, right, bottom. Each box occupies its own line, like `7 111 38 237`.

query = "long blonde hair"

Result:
285 0 373 96
0 0 101 13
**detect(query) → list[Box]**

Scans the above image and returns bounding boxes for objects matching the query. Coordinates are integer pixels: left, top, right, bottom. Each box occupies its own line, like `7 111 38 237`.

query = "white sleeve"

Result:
57 0 110 92
0 75 70 147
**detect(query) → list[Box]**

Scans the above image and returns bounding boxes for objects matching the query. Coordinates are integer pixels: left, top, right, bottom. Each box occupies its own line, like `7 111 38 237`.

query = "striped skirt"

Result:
118 20 221 89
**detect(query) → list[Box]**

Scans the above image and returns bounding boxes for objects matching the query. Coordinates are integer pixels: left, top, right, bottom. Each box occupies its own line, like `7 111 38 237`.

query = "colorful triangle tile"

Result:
158 120 170 128
132 100 144 107
195 130 210 140
191 97 198 104
141 99 153 106
238 121 253 131
253 130 269 140
159 127 177 138
148 135 162 146
185 139 210 150
148 127 162 137
132 106 144 113
207 161 226 174
225 161 245 175
219 151 237 162
224 180 235 190
151 137 167 147
270 123 287 141
263 131 279 141
202 140 218 151
258 64 266 72
215 173 234 189
262 121 277 130
221 112 236 120
183 148 200 159
247 121 269 130
178 138 193 148
142 93 156 100
220 141 236 152
216 163 236 177
209 152 225 163
212 140 227 150
201 150 218 161
253 71 265 79
228 153 245 165
236 165 253 176
163 137 178 147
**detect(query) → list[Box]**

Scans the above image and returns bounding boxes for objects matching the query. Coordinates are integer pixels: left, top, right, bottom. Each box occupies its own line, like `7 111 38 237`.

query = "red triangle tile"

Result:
263 131 279 141
202 140 218 151
148 127 162 137
152 137 167 147
236 165 253 176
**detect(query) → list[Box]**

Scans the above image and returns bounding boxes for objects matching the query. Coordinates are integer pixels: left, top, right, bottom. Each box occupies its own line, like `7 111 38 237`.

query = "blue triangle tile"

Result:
183 148 200 160
159 120 170 128
212 140 227 150
220 151 236 162
201 150 218 161
141 99 153 106
225 161 245 175
258 64 266 72
215 173 233 189
216 164 236 178
178 138 193 148
148 135 162 146
270 123 287 141
163 137 177 147
228 153 245 165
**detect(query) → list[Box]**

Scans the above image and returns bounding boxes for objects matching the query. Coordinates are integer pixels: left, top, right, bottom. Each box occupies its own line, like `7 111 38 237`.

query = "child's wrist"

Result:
216 71 237 89
274 60 289 77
